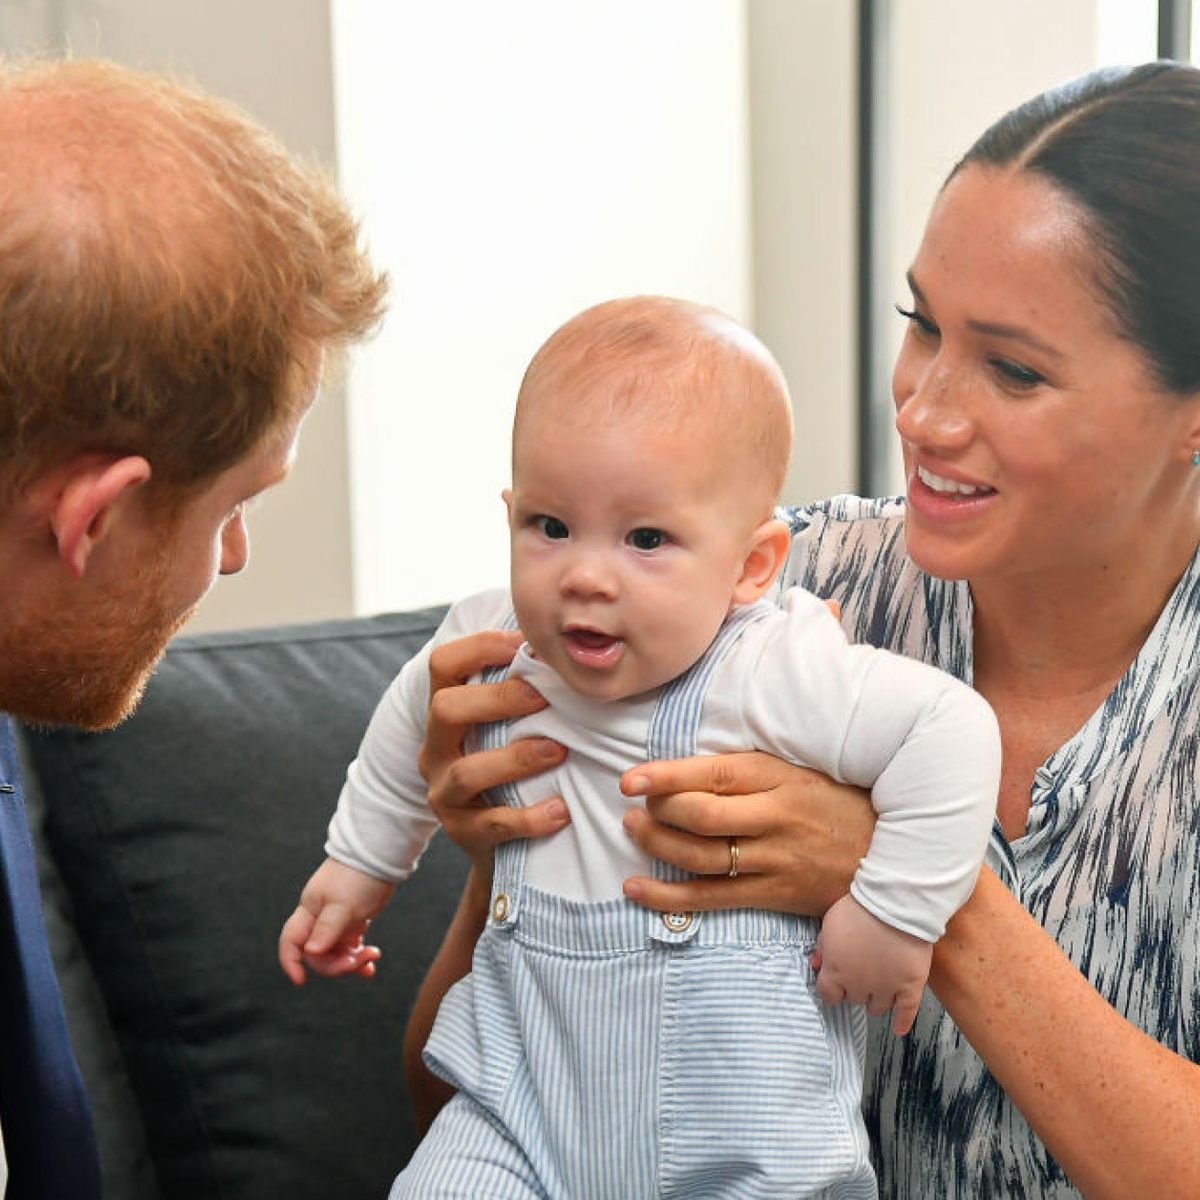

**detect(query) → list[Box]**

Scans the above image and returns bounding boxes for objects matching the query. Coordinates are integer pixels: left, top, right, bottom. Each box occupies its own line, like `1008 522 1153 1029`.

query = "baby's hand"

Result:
278 858 395 986
811 894 932 1035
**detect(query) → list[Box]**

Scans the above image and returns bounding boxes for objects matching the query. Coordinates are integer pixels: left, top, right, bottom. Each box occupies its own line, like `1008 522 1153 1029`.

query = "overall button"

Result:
662 911 693 933
492 893 512 922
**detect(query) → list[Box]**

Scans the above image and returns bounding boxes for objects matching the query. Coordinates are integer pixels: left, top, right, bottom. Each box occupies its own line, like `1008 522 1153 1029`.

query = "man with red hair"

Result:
0 57 386 1197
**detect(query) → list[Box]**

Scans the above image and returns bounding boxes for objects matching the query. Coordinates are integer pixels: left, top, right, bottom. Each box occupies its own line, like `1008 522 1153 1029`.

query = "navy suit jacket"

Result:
0 716 100 1199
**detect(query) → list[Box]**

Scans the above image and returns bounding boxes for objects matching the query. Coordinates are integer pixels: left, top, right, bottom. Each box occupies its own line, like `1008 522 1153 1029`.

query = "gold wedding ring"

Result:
727 837 740 879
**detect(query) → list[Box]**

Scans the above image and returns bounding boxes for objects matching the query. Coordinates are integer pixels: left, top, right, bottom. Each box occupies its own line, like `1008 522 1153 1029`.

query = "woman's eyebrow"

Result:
906 270 1064 361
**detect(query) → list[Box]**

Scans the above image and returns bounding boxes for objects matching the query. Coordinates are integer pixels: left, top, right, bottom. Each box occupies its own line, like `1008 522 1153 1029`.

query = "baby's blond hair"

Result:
514 296 792 519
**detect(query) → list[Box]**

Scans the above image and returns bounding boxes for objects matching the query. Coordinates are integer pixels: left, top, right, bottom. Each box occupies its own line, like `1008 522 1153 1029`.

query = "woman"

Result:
408 63 1200 1198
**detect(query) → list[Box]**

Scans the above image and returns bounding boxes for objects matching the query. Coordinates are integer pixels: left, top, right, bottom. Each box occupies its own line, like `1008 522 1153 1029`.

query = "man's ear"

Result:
49 456 152 578
733 518 792 605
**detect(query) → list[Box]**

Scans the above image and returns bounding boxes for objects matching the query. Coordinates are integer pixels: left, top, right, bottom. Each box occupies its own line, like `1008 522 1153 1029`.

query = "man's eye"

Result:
535 516 569 539
628 527 666 551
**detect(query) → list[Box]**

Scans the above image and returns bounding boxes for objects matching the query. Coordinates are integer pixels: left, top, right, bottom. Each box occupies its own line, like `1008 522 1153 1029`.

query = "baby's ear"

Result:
733 518 791 605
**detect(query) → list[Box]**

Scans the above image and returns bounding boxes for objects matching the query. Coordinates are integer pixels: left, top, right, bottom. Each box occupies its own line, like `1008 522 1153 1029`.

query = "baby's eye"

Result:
628 527 667 551
535 515 569 539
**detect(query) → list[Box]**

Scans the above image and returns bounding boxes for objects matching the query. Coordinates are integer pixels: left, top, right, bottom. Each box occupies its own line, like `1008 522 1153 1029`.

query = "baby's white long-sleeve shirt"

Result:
326 587 1000 941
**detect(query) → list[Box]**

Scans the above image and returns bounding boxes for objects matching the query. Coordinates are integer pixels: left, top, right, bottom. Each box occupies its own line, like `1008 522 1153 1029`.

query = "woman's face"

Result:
893 164 1200 589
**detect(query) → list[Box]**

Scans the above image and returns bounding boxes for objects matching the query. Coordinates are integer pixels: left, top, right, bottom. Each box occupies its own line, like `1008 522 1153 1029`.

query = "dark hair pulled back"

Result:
954 61 1200 394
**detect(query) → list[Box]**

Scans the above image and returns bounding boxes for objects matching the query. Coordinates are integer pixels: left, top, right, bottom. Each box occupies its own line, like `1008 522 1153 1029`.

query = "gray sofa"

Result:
16 607 468 1200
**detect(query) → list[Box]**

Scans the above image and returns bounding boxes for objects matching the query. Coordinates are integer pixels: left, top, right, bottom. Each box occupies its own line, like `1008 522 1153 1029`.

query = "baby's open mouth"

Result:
562 628 625 668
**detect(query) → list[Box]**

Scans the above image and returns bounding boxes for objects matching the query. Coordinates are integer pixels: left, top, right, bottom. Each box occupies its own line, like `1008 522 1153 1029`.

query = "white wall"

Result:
331 0 753 613
748 0 857 507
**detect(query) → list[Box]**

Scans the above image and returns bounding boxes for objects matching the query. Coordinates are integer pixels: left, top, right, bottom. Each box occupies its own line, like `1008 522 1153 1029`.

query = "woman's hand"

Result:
419 629 570 877
619 751 874 915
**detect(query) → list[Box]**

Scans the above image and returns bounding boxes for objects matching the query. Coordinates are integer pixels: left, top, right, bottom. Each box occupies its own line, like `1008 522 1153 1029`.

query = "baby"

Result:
279 296 1000 1199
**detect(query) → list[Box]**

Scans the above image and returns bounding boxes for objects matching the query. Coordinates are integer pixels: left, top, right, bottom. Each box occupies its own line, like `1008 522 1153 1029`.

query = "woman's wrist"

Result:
462 864 493 929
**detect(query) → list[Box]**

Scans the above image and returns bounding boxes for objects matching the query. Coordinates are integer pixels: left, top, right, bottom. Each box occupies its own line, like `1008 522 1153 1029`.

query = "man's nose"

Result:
220 511 250 575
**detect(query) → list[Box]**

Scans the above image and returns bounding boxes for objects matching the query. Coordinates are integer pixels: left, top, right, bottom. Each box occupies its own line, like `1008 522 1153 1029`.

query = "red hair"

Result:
0 58 387 494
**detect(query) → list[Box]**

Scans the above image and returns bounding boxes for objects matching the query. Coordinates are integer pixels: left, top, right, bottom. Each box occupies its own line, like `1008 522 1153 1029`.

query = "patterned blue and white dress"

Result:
780 494 1200 1199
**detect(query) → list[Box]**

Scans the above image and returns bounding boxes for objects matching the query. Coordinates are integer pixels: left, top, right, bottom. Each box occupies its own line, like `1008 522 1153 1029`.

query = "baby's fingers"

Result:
278 907 316 985
304 904 358 956
890 987 923 1037
864 991 894 1019
304 942 382 980
815 971 847 1008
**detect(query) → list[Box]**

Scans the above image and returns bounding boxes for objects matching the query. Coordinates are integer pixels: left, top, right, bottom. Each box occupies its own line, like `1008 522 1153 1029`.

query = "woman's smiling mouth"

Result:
916 464 995 497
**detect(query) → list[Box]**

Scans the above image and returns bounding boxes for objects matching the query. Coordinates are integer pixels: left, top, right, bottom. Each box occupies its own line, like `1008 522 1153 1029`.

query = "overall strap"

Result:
474 611 531 930
646 605 771 944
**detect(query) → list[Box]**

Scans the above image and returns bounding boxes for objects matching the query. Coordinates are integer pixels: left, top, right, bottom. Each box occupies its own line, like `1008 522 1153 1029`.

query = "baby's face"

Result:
507 405 761 702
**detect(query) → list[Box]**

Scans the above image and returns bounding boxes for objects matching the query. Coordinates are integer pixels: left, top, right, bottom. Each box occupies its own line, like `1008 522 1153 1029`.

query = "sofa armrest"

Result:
19 608 467 1200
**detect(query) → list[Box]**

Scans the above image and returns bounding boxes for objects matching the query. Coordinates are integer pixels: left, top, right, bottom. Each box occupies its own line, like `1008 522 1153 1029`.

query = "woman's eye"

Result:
628 527 666 551
535 515 569 539
895 303 939 338
991 358 1044 388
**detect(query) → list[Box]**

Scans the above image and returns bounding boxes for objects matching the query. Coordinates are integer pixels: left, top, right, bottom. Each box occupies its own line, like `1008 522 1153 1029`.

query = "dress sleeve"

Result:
324 588 513 882
733 590 1001 941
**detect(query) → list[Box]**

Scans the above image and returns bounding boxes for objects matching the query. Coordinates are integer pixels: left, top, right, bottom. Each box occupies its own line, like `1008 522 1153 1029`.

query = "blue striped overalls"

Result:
392 609 876 1199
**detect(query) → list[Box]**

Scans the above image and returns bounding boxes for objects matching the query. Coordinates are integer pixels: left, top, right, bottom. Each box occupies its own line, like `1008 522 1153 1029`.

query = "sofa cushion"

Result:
22 752 161 1199
19 608 468 1200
